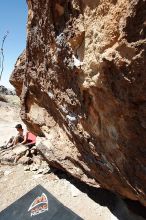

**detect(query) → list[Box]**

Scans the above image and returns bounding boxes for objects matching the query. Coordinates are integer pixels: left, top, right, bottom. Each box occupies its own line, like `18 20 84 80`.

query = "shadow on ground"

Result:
53 169 146 220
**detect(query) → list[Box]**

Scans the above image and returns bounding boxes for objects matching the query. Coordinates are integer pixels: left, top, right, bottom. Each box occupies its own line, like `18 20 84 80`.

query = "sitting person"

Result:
6 124 36 148
6 124 26 148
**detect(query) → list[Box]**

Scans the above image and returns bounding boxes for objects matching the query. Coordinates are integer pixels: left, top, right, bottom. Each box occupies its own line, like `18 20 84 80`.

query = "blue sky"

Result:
0 0 27 88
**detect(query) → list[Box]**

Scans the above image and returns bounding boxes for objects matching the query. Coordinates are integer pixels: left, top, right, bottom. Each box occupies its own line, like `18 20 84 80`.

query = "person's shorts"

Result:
17 136 24 143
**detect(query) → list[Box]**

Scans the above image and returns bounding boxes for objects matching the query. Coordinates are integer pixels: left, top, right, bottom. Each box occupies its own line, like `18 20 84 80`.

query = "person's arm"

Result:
20 132 28 144
12 136 18 146
10 136 18 149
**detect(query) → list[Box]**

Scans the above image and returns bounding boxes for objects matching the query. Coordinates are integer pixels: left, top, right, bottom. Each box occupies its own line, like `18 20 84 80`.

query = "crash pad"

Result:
0 185 83 220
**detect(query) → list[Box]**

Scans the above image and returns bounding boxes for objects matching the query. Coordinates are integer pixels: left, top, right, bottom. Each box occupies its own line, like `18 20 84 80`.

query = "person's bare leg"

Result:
12 136 19 148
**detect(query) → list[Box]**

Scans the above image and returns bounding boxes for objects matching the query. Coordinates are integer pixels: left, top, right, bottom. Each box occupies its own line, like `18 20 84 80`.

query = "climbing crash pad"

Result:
0 185 83 220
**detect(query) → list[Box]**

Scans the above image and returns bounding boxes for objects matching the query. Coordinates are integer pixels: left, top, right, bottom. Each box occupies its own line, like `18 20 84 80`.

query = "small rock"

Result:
32 146 37 150
31 146 37 155
31 148 37 155
30 164 39 171
25 150 30 157
37 168 43 174
31 149 35 154
13 145 28 157
24 166 30 171
37 166 51 175
18 156 32 165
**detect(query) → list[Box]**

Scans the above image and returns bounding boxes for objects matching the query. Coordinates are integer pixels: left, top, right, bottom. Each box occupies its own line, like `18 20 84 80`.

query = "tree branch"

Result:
0 31 9 81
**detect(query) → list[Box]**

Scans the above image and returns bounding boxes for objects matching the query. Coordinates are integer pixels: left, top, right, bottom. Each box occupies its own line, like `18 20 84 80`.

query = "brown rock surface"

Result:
10 0 146 205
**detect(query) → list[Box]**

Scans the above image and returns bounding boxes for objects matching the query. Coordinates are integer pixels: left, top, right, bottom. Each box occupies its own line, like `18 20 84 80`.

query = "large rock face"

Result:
10 0 146 205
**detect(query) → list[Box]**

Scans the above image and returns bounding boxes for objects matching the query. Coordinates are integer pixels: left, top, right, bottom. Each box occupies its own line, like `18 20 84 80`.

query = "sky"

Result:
0 0 27 89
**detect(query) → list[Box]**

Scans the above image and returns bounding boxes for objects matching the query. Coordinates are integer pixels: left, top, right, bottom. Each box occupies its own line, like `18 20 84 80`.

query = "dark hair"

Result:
15 124 22 129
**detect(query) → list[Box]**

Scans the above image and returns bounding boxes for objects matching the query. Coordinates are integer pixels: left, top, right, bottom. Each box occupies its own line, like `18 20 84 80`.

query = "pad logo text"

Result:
28 193 48 216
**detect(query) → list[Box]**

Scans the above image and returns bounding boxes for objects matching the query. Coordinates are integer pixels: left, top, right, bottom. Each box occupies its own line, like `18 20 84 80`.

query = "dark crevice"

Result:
123 0 146 43
53 169 146 220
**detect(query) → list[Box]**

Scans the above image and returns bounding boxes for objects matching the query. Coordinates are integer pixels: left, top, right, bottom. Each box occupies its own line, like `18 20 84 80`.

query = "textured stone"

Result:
10 0 146 206
12 145 28 157
0 151 16 164
17 156 32 165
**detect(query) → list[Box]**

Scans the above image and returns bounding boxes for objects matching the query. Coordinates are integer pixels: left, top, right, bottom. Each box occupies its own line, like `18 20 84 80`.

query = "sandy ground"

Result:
0 95 145 220
0 164 117 220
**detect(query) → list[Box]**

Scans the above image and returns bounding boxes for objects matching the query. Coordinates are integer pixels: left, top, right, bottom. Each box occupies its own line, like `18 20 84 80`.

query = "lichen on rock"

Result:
10 0 146 206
